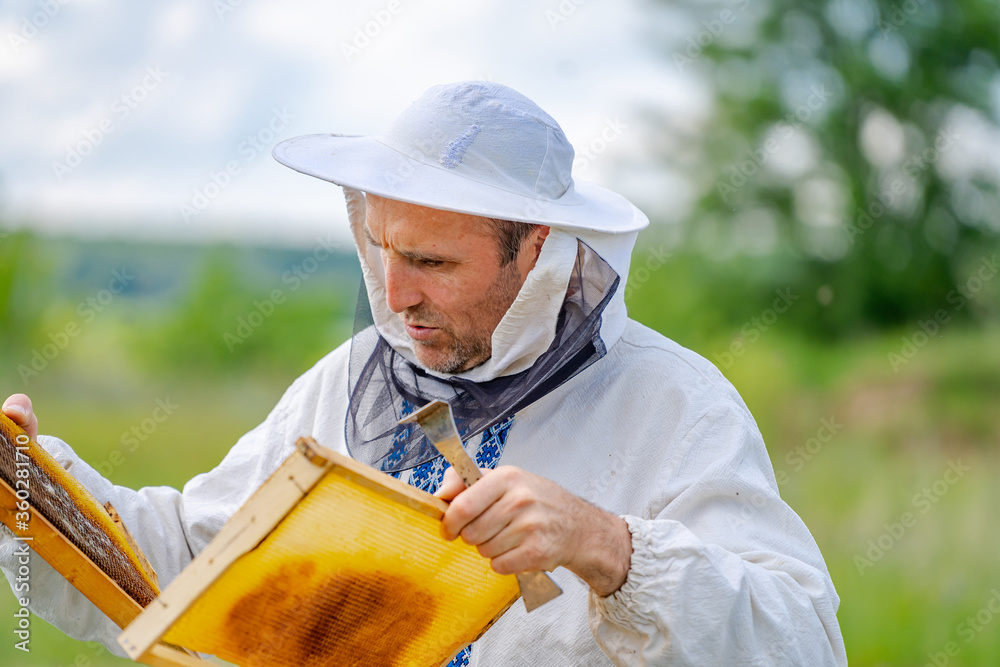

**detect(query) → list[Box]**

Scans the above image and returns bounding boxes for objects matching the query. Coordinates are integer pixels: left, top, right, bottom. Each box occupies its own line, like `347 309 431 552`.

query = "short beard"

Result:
412 261 523 374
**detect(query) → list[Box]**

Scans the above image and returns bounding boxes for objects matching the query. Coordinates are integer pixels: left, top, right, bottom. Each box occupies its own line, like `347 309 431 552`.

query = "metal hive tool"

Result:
400 400 564 613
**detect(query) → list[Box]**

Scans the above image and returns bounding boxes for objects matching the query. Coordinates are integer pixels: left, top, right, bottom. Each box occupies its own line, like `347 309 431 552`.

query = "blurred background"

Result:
1 0 999 664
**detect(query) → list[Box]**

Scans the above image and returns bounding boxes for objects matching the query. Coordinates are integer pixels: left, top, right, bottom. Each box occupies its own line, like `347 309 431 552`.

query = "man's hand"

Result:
2 394 38 441
435 465 633 597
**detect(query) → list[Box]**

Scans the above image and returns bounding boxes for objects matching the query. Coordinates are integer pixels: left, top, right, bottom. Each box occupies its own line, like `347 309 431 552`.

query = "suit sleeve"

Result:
587 402 847 666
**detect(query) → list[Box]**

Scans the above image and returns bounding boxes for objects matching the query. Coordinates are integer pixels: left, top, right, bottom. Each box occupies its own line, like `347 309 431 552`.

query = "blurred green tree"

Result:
0 232 56 353
656 0 1000 338
138 244 356 375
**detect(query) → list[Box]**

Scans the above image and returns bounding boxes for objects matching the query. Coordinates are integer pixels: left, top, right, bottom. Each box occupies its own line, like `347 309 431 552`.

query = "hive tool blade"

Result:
401 400 563 612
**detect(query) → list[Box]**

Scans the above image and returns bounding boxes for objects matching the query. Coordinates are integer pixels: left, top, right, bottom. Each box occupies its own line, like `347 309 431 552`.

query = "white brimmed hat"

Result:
272 81 648 234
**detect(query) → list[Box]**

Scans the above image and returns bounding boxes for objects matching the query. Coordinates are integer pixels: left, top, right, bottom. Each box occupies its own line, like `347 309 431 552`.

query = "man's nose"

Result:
383 259 423 313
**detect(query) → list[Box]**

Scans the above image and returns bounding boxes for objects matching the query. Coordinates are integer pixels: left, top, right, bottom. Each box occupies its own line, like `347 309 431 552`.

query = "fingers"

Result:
439 467 506 541
488 540 553 576
457 499 517 555
461 482 563 573
433 467 467 502
438 464 633 593
2 394 37 441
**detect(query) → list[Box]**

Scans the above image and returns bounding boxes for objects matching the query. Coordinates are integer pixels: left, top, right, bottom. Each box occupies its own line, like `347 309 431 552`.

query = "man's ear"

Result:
531 226 551 261
517 225 552 280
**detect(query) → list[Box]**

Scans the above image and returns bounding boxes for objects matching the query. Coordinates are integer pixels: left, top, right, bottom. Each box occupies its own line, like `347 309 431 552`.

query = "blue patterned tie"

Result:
392 414 517 667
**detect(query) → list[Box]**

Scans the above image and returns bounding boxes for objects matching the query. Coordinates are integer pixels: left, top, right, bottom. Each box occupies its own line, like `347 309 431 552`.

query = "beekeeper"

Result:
1 81 847 665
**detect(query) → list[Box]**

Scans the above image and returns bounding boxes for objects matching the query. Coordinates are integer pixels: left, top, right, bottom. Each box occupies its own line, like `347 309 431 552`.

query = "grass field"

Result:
0 323 997 666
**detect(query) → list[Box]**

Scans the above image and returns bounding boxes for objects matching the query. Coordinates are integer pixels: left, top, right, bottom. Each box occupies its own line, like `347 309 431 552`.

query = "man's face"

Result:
364 194 546 374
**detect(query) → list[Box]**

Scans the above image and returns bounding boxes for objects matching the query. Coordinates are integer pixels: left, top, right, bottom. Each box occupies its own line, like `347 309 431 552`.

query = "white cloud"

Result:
0 0 696 247
152 1 203 49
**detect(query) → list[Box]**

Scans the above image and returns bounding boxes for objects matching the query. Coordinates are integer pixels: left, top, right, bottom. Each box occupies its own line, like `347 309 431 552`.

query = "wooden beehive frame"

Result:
118 436 466 666
0 476 147 629
0 438 204 665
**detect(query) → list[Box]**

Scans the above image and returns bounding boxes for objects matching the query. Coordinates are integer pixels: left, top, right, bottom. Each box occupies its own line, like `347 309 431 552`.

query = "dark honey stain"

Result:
225 560 439 667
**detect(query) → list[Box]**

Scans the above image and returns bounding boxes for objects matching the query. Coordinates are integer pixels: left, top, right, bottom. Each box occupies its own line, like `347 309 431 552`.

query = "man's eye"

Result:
421 259 442 268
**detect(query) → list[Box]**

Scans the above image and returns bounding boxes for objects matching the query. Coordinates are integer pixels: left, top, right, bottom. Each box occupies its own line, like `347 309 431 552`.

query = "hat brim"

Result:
273 134 648 234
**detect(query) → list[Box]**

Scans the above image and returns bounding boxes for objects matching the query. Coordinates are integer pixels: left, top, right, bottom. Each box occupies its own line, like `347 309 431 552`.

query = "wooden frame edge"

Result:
324 445 450 519
118 438 334 660
106 501 160 589
120 437 474 663
0 476 143 629
136 643 213 667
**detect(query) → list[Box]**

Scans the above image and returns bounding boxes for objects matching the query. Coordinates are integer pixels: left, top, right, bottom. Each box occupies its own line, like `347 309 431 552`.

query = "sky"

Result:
0 0 708 248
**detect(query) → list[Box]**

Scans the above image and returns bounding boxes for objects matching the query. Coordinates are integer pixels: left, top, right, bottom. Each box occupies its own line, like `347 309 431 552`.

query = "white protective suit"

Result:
0 190 847 666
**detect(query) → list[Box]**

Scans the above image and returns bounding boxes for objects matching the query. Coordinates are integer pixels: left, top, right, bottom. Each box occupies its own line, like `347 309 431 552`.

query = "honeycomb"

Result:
162 457 520 666
0 412 159 607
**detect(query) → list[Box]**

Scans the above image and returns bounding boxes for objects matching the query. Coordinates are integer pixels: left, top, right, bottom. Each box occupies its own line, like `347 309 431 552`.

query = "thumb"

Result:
3 394 38 441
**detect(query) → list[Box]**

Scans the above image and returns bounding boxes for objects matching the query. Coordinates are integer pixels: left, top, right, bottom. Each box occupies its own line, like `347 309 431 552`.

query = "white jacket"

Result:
0 197 847 665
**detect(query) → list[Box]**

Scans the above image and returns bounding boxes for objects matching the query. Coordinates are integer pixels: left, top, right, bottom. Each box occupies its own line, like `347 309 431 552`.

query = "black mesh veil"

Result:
345 239 620 473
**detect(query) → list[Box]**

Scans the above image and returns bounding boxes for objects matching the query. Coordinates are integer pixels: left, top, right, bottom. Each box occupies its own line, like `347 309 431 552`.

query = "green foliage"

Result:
715 325 1000 666
0 235 360 381
135 244 357 374
660 0 1000 337
2 318 997 666
0 232 59 351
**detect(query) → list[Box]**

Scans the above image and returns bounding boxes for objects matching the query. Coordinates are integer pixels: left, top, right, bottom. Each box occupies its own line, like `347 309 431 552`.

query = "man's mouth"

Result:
404 323 438 341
